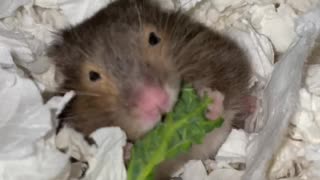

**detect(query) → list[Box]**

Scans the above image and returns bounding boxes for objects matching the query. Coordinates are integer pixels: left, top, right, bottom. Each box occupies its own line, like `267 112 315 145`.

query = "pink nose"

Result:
135 85 170 122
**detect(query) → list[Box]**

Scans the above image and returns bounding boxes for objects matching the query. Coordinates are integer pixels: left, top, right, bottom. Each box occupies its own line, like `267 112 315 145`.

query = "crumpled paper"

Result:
215 129 248 164
2 0 320 180
249 3 298 53
84 127 127 180
0 47 52 159
0 45 72 179
0 0 30 19
54 126 127 180
34 0 112 26
0 137 70 180
243 5 320 180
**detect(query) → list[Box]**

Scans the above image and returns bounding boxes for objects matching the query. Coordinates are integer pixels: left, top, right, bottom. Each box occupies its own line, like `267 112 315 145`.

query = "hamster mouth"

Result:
140 108 163 123
134 84 172 123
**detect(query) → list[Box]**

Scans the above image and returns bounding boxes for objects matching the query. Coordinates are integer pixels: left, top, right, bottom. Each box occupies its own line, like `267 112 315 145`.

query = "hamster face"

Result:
50 1 180 140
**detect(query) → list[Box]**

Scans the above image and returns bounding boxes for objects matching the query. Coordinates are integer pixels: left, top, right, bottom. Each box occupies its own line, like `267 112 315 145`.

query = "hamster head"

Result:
49 0 181 140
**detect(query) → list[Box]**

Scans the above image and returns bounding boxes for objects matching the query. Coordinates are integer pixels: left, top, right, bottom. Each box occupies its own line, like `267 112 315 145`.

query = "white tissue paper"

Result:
249 3 298 53
0 46 71 179
0 137 70 180
2 0 320 180
215 129 248 163
243 5 320 180
181 160 207 180
0 48 51 159
84 128 127 180
56 0 112 25
0 0 30 19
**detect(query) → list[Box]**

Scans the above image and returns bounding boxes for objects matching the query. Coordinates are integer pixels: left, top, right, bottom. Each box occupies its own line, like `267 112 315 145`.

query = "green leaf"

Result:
127 84 224 180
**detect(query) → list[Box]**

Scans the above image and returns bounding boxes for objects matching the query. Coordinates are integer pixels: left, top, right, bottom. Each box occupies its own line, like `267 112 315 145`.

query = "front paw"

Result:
55 124 97 161
69 158 89 179
123 142 133 166
198 88 225 121
55 125 98 179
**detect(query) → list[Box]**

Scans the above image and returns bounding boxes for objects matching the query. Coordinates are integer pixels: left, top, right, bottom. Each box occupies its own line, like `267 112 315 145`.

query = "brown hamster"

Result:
48 0 253 179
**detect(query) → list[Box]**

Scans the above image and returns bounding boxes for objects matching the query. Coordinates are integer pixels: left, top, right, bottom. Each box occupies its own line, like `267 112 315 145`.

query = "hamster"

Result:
48 0 253 179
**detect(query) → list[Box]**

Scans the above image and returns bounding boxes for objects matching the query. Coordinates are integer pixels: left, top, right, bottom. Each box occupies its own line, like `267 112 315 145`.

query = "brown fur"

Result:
48 0 252 179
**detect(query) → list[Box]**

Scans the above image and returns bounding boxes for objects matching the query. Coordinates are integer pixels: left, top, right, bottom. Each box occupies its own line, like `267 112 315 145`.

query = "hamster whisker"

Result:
51 89 101 97
134 0 142 32
73 91 101 97
59 114 92 121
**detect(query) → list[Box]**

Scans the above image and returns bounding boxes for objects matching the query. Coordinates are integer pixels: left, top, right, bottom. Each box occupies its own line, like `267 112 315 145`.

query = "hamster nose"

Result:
135 85 170 122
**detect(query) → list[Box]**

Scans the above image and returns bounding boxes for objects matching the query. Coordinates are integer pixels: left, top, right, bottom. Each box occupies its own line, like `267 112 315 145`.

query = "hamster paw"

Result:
124 142 133 165
55 124 98 163
69 158 89 179
197 88 225 121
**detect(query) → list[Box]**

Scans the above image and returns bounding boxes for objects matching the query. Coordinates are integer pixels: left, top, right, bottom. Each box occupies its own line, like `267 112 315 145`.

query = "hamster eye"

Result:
89 71 101 81
149 32 161 46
